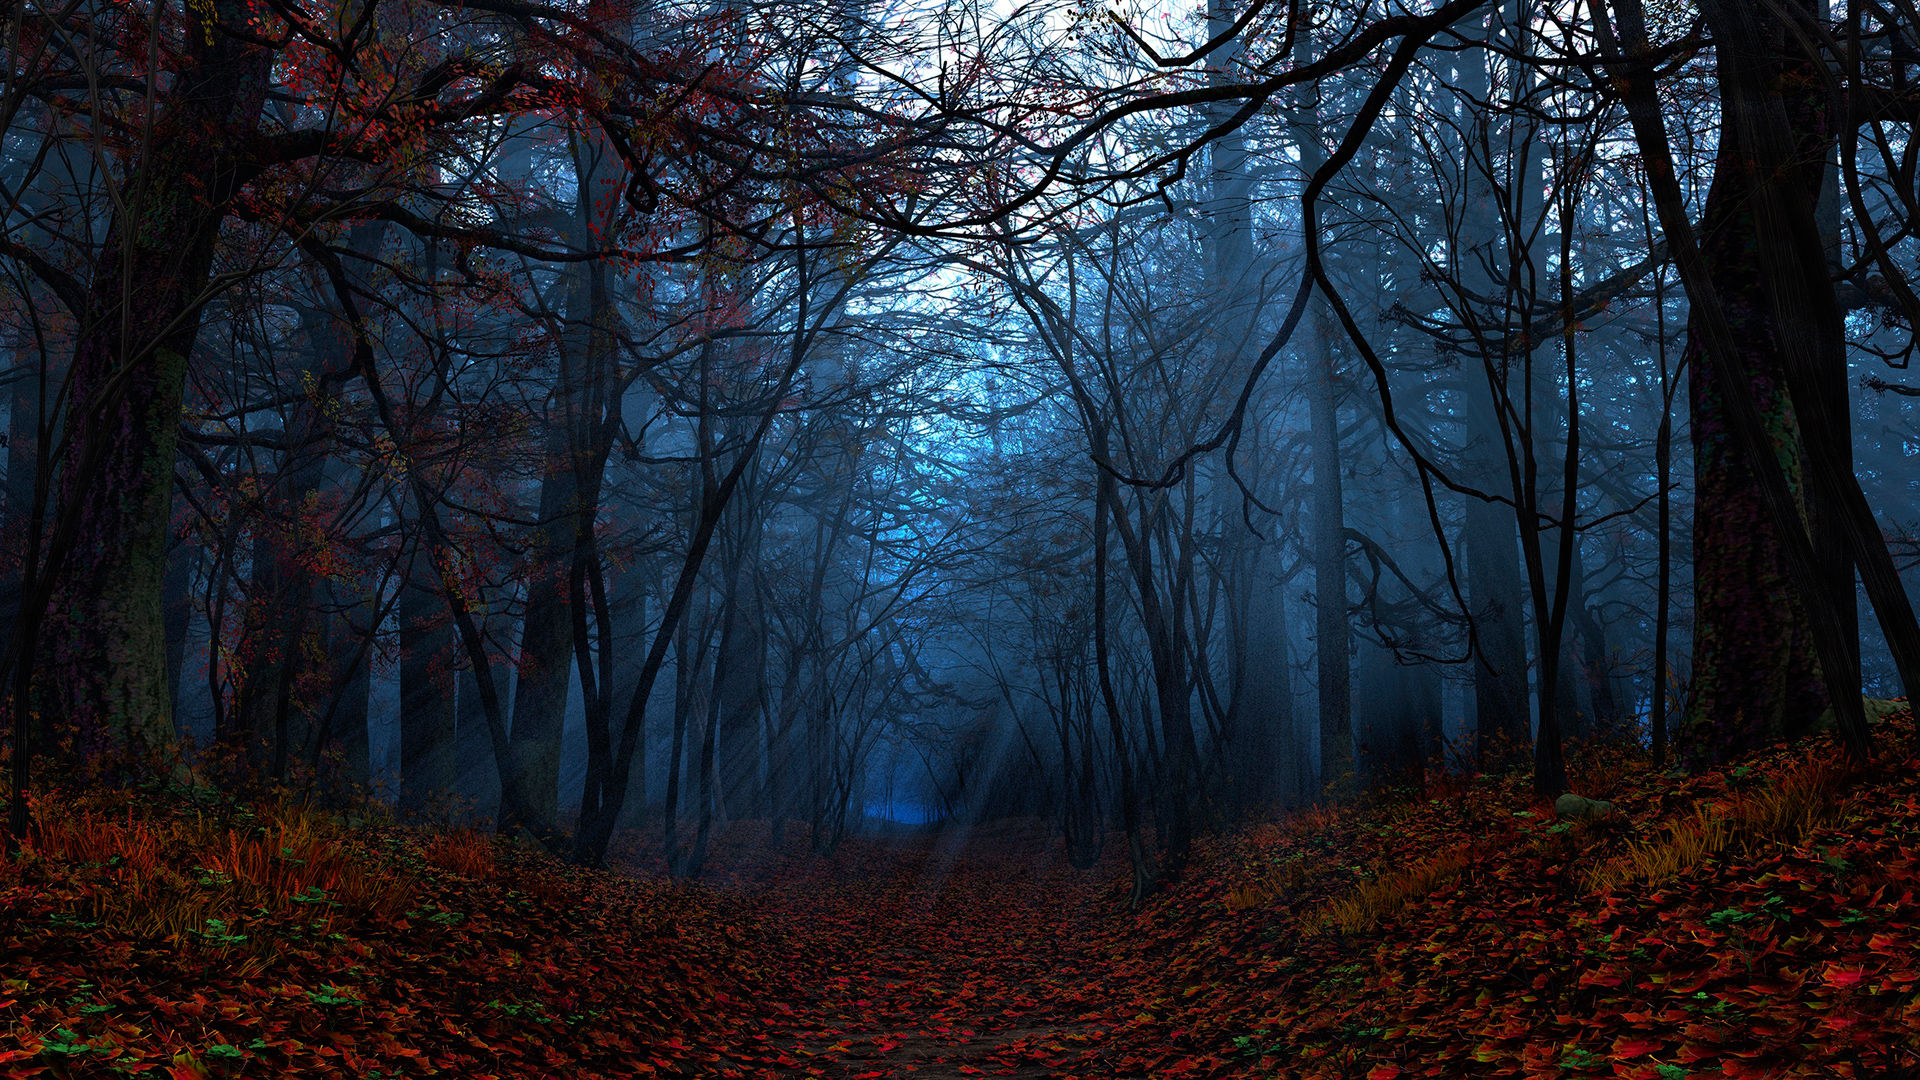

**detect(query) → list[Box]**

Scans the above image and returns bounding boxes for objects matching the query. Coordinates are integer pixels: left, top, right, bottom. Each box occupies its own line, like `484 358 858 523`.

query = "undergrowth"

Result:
5 704 1919 1080
1585 750 1856 893
1098 702 1920 1079
23 792 417 968
0 778 762 1078
1316 843 1480 934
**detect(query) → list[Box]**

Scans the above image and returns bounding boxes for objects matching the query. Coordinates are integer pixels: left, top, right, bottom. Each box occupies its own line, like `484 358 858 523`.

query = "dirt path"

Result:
706 823 1132 1079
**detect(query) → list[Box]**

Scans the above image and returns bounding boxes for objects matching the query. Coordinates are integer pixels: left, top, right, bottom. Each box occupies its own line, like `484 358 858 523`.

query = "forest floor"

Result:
4 708 1920 1080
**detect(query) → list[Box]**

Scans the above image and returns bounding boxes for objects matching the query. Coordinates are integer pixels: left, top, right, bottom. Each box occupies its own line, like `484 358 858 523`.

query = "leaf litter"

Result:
4 706 1918 1078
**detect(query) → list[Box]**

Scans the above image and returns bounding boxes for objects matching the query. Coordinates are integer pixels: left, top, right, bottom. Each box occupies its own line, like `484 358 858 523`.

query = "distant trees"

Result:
7 0 1920 880
0 0 949 850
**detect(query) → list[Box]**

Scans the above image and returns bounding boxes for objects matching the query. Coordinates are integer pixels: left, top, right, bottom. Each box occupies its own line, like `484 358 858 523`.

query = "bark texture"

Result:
1682 18 1832 764
37 15 269 772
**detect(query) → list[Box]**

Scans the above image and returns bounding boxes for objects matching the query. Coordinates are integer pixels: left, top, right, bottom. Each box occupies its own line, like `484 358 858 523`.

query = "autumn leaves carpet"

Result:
5 713 1920 1079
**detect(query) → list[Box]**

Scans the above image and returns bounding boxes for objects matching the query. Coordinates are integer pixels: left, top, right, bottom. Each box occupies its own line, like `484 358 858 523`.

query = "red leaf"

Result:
1822 963 1869 989
0 1048 46 1078
1610 1036 1662 1058
1678 1042 1718 1064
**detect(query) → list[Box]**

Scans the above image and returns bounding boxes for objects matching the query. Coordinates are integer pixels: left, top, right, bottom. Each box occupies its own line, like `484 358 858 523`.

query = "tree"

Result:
1603 0 1920 763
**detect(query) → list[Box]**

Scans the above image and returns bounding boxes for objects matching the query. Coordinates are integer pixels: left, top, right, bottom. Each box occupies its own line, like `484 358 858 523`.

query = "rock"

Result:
1554 793 1616 823
1811 697 1907 734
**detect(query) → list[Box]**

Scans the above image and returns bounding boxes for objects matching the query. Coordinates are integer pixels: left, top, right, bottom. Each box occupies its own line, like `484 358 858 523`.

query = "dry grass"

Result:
1586 752 1855 893
1238 805 1347 850
18 789 415 963
424 828 500 880
1567 750 1634 802
1316 845 1478 933
1225 856 1317 912
1289 803 1348 837
1224 803 1357 912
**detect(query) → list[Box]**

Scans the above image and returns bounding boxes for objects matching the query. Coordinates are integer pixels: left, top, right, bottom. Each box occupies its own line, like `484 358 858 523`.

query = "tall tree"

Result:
1605 0 1920 764
35 0 272 772
399 543 459 817
1289 52 1354 797
1449 9 1534 771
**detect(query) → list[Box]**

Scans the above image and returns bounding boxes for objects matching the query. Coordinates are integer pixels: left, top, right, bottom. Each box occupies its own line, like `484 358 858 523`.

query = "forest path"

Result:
709 822 1133 1079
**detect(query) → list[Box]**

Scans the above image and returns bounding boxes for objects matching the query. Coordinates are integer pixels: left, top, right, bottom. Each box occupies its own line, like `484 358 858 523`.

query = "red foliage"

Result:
6 711 1920 1078
0 803 763 1078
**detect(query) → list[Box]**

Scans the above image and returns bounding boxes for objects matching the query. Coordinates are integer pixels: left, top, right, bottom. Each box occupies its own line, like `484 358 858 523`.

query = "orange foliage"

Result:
424 828 498 880
1587 750 1856 892
19 790 412 956
1224 857 1317 913
1318 845 1478 933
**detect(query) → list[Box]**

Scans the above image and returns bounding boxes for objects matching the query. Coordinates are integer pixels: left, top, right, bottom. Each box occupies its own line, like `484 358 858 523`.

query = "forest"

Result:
2 0 1920 1075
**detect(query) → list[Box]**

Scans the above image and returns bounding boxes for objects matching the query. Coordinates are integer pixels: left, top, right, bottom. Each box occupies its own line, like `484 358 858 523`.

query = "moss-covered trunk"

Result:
1682 1 1837 765
38 21 269 774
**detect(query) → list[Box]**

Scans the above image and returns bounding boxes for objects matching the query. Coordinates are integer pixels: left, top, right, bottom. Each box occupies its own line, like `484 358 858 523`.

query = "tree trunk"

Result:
1308 304 1352 797
400 550 458 819
1653 300 1675 767
689 601 727 876
1680 8 1834 764
321 579 373 801
1447 8 1536 775
230 516 317 779
4 111 74 781
1460 373 1533 768
457 620 505 824
1095 473 1156 908
3 343 48 666
1203 0 1274 817
162 533 197 725
1237 553 1294 809
507 478 581 826
1567 546 1619 745
1290 48 1354 798
606 573 649 832
1613 0 1920 765
1464 503 1532 768
229 404 332 782
1354 644 1442 787
38 20 270 774
663 592 710 873
1106 482 1198 871
506 283 599 827
713 528 766 823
